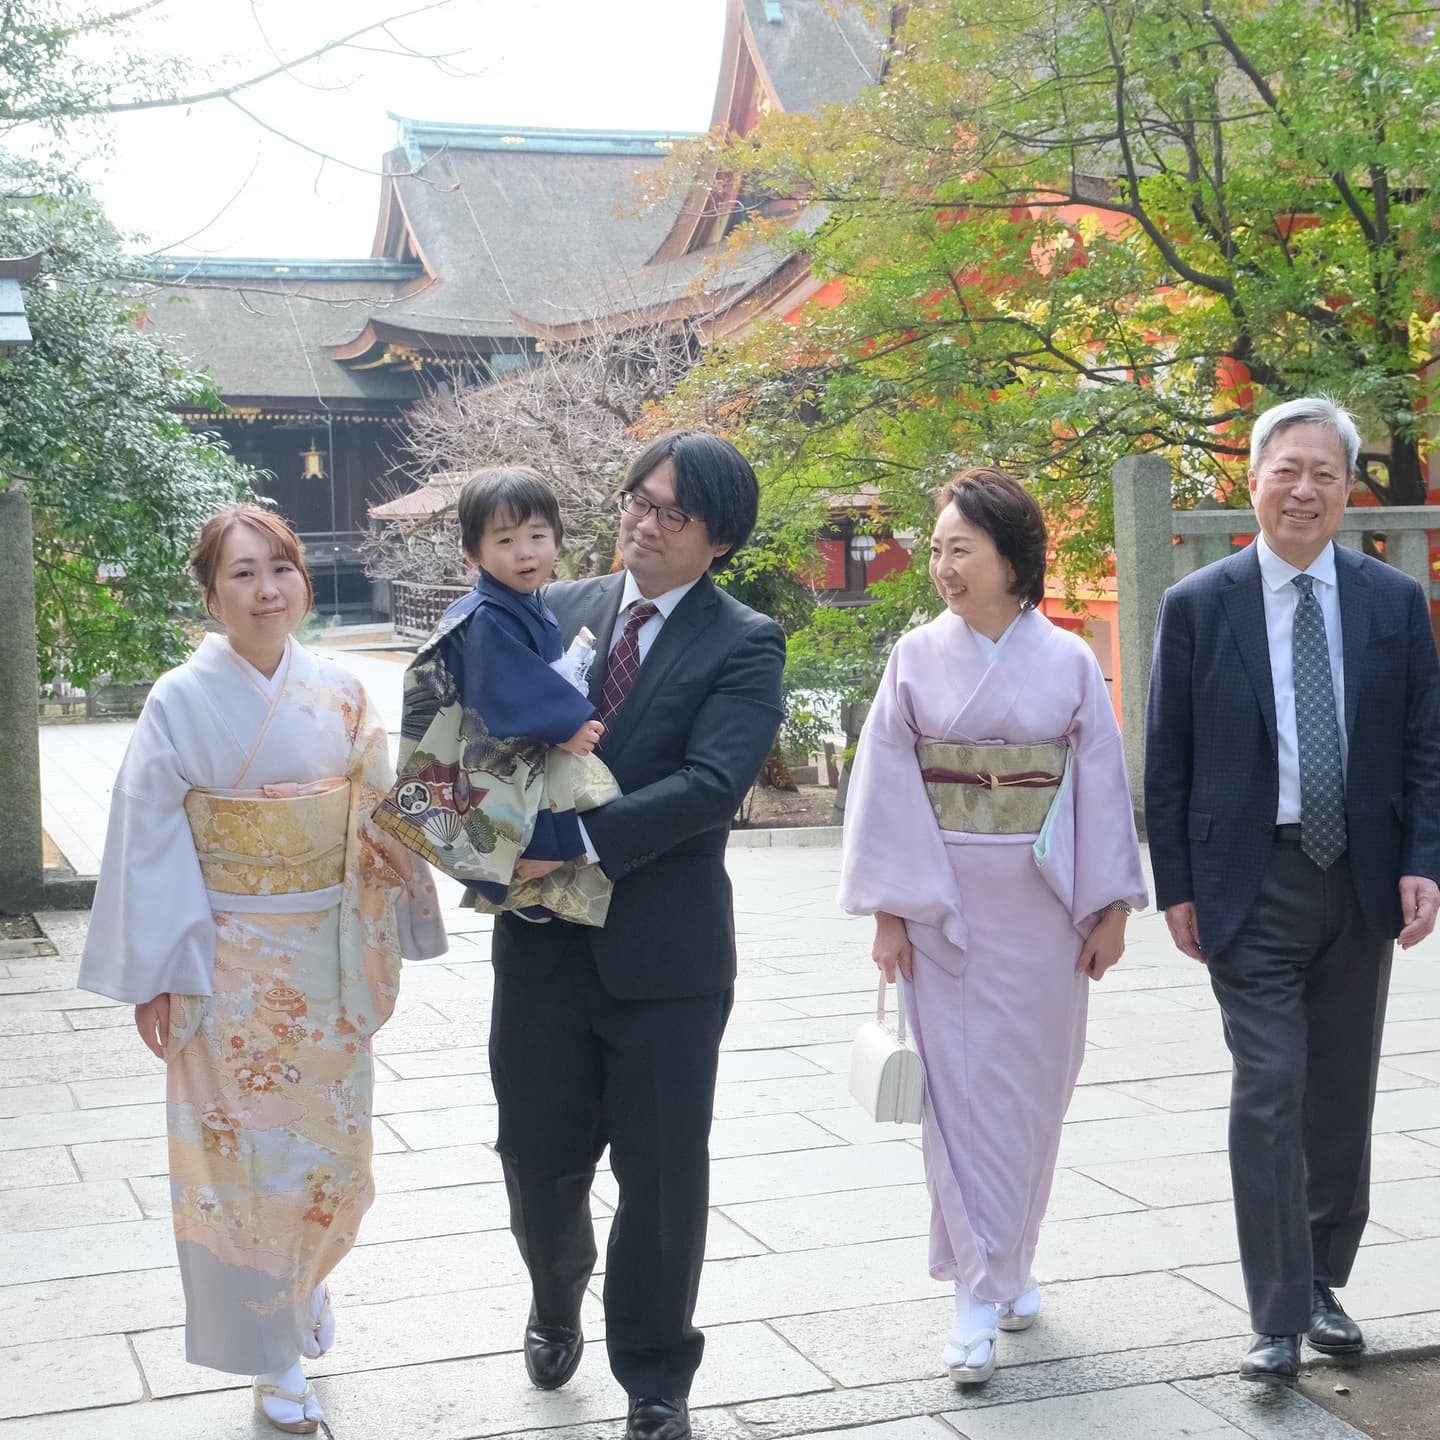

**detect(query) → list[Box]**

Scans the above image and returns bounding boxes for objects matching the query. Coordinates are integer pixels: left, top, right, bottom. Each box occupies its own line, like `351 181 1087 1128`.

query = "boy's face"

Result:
466 510 558 594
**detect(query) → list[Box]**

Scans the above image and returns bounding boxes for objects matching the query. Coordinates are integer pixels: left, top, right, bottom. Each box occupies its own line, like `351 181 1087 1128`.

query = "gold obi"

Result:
916 741 1067 835
184 778 349 896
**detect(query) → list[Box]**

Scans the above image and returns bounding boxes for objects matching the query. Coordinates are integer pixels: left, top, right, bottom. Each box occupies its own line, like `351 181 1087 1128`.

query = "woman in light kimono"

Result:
839 468 1146 1386
79 505 446 1435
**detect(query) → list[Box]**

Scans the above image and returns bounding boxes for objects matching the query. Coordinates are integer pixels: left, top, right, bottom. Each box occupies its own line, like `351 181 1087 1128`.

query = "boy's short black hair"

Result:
620 431 759 572
457 467 563 556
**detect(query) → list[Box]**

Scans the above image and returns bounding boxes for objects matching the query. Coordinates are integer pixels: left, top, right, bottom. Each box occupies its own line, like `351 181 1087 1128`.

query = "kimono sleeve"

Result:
836 639 969 951
78 689 217 1004
351 687 448 966
462 606 595 746
1035 644 1148 928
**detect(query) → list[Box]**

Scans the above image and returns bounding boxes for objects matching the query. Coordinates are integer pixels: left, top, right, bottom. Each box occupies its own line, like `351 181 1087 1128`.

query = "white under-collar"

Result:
213 632 291 698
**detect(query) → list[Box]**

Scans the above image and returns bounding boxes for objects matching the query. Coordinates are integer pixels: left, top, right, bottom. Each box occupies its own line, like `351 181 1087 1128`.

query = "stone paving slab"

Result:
5 842 1439 1437
940 1381 1247 1437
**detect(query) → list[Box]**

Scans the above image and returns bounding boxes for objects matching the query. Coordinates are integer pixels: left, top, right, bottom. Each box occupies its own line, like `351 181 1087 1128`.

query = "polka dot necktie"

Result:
1291 574 1347 869
597 601 659 728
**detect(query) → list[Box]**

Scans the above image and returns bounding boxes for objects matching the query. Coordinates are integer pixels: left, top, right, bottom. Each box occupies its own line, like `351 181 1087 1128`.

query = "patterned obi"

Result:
917 741 1067 835
184 778 349 904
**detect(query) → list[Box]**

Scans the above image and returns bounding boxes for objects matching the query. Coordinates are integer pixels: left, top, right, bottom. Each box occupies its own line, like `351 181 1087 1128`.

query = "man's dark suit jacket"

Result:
490 571 786 999
1145 540 1440 957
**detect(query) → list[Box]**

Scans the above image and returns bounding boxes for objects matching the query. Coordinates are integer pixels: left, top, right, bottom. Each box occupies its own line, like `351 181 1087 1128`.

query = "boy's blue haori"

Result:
373 570 619 925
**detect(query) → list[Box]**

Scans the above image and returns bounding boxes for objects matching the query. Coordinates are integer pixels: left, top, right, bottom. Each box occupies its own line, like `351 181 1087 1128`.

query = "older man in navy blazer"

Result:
1146 396 1440 1384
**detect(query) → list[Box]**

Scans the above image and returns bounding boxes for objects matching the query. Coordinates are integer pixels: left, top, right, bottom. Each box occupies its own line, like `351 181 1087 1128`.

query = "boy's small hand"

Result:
515 858 567 881
558 719 605 756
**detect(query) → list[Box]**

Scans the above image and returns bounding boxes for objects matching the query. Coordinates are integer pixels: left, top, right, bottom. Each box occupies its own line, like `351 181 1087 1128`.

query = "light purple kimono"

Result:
839 606 1147 1300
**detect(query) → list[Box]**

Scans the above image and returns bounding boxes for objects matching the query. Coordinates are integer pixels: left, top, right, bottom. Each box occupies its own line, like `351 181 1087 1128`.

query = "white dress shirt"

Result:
608 572 703 663
1255 535 1347 824
575 573 704 863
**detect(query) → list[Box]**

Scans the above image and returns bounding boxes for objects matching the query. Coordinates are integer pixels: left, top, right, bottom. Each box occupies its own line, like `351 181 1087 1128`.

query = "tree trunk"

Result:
759 739 798 792
1386 430 1426 507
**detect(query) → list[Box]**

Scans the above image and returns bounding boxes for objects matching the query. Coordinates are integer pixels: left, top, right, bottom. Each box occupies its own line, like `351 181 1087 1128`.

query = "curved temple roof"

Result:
140 3 885 404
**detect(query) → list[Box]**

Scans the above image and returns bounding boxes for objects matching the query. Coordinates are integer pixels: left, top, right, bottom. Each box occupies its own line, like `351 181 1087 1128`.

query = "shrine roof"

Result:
361 117 689 341
139 271 426 403
743 0 883 115
517 203 829 337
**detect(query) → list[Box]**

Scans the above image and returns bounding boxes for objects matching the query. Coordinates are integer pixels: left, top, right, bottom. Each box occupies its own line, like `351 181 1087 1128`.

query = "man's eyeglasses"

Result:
617 490 696 533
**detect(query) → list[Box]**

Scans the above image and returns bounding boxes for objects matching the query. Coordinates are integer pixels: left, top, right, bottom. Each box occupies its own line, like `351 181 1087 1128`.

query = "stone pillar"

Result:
0 488 44 913
1387 526 1431 591
1112 455 1175 826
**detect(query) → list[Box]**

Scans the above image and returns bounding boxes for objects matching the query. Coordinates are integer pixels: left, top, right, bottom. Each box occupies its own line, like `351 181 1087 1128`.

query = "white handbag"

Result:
848 974 926 1124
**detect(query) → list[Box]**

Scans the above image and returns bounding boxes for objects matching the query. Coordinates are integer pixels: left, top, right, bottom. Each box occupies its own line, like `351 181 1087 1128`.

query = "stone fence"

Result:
1112 454 1439 816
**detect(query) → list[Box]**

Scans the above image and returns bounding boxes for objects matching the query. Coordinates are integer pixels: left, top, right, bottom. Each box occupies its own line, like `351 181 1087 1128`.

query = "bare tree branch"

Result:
364 319 701 588
4 0 465 121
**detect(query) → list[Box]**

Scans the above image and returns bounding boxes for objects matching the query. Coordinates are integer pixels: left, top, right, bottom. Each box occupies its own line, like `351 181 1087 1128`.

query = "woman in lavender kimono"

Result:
839 468 1146 1386
79 505 446 1434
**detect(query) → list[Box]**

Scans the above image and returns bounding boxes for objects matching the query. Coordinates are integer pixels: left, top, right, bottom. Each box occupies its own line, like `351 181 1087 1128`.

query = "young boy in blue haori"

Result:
373 467 618 924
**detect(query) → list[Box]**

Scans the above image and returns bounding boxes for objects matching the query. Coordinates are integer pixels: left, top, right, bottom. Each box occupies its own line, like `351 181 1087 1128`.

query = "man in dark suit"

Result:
491 431 785 1440
1145 396 1440 1383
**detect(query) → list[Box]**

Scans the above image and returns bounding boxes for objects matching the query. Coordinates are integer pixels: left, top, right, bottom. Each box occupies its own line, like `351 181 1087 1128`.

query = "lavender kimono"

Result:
839 607 1146 1301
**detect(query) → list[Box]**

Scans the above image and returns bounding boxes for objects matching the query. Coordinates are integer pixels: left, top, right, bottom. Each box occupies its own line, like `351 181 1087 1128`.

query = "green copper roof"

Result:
390 115 693 169
140 257 425 282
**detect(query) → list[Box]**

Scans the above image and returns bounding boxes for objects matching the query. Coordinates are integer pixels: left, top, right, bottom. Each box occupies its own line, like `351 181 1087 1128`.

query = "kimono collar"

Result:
204 632 292 699
476 569 550 622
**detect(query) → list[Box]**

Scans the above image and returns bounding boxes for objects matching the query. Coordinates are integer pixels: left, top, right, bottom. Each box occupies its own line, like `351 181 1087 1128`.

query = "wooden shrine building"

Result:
143 0 885 621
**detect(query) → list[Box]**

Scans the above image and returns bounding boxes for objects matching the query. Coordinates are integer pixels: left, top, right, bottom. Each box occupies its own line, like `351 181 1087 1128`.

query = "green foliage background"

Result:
1 5 253 686
664 0 1440 730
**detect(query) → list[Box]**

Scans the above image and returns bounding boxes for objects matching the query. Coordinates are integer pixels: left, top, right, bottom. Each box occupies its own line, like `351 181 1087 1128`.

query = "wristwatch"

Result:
1101 899 1134 915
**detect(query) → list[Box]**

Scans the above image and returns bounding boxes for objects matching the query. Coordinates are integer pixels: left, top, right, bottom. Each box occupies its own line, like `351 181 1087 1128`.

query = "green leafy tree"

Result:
0 176 252 685
0 0 457 683
670 0 1440 702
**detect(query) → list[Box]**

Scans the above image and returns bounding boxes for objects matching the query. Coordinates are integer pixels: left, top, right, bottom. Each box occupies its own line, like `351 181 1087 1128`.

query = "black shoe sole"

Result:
525 1336 584 1391
1308 1337 1365 1356
1239 1368 1299 1386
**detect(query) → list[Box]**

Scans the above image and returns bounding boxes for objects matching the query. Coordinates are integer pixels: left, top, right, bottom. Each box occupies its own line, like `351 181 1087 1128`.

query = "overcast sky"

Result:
74 0 728 258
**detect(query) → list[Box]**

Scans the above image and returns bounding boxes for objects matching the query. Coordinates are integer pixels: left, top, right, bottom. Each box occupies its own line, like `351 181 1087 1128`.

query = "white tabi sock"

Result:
254 1358 324 1427
1004 1281 1041 1321
941 1283 998 1369
299 1283 336 1358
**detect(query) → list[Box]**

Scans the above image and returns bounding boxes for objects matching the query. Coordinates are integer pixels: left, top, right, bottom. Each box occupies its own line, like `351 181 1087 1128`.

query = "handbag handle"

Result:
876 972 909 1044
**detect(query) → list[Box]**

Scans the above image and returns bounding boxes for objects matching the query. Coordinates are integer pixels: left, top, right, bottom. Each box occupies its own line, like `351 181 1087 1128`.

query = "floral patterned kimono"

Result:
79 634 446 1373
839 608 1147 1302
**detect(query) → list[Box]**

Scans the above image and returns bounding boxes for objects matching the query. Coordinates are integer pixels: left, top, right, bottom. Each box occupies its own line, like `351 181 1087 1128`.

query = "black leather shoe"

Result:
523 1320 583 1390
625 1396 690 1440
1239 1333 1301 1384
1308 1282 1364 1354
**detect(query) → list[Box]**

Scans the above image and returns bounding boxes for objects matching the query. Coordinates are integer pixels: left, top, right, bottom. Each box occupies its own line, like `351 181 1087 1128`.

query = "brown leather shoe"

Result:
624 1397 690 1440
523 1320 583 1390
1308 1283 1364 1354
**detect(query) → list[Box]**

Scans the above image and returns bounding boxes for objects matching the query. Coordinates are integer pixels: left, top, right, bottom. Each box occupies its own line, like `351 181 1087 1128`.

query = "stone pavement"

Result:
2 843 1439 1439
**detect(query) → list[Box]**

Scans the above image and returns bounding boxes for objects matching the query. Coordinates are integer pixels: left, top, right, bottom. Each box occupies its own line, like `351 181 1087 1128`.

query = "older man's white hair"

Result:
1249 396 1362 475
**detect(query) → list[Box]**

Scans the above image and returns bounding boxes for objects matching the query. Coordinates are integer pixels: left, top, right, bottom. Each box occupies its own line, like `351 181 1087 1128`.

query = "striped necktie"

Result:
597 601 659 728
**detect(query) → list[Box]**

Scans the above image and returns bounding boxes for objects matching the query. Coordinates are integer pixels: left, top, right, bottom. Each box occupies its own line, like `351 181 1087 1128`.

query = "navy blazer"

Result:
489 572 786 999
1145 541 1440 956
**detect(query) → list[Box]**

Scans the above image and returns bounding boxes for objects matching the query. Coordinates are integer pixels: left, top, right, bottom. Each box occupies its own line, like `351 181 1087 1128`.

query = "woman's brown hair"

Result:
190 504 314 618
935 466 1048 608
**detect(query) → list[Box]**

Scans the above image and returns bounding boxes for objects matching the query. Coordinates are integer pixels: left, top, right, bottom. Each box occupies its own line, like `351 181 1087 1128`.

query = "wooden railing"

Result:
391 581 470 640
